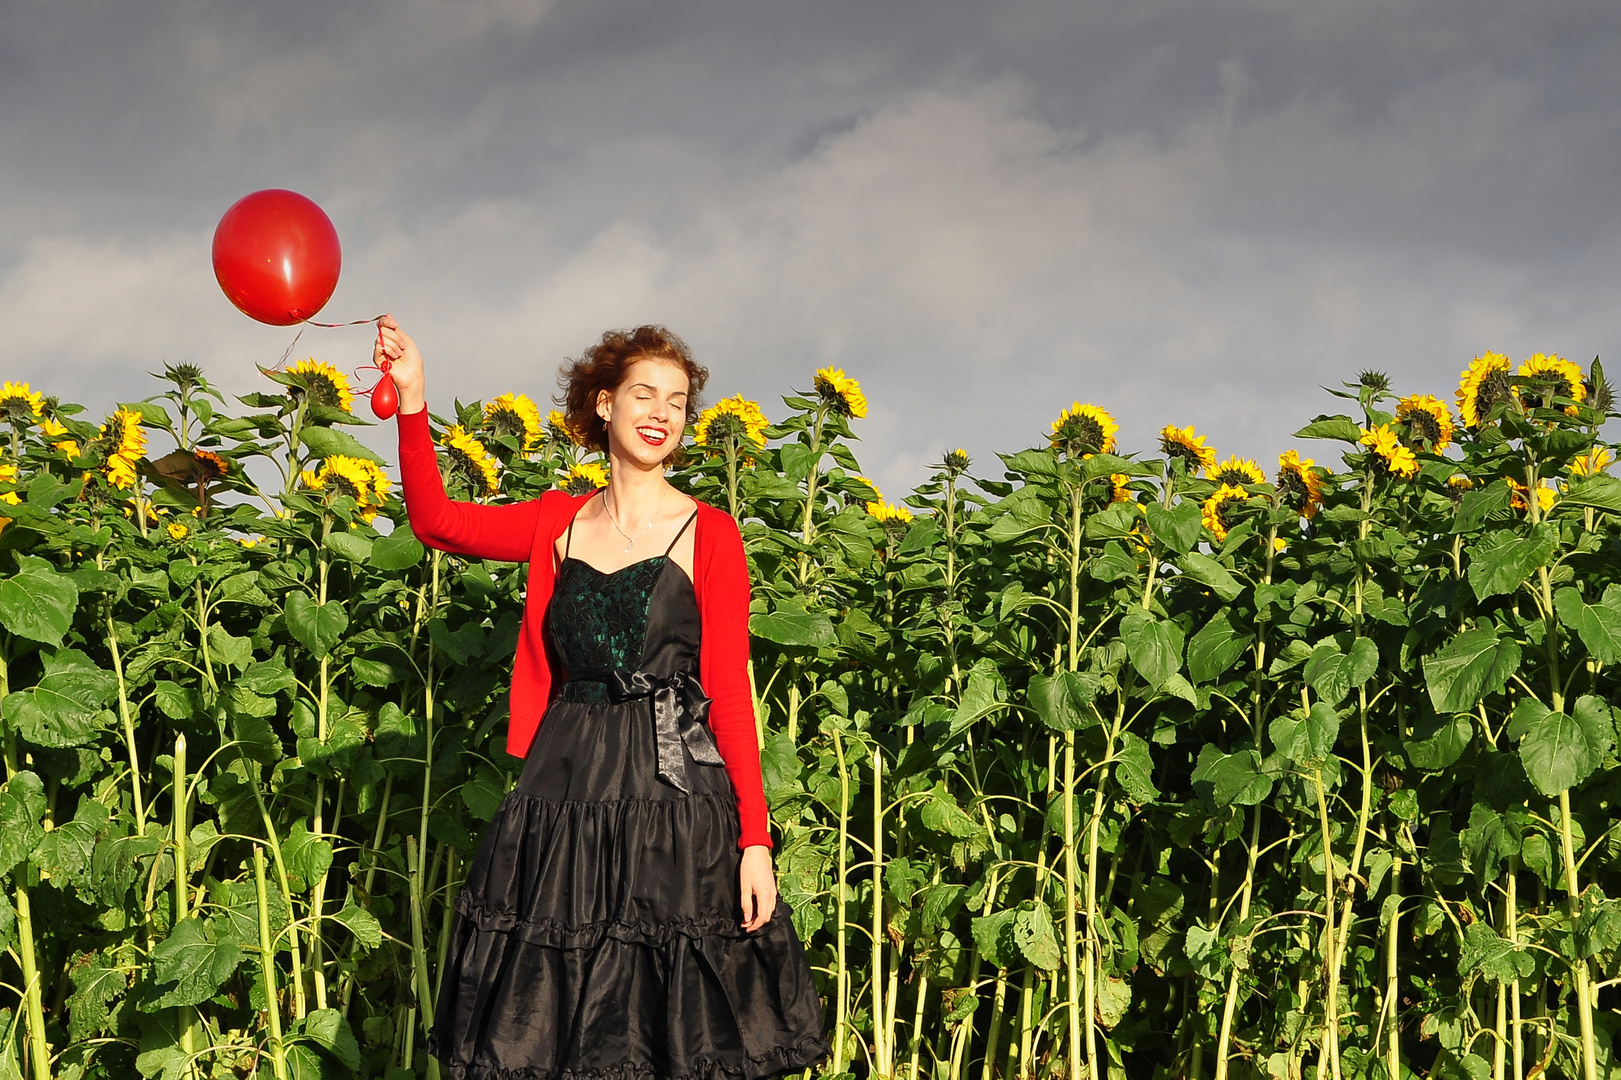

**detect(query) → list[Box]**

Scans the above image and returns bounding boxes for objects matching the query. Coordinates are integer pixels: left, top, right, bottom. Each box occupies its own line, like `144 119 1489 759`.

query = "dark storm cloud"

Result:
4 0 1621 494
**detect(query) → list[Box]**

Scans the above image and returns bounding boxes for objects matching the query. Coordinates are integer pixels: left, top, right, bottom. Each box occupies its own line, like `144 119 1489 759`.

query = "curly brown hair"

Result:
557 325 709 461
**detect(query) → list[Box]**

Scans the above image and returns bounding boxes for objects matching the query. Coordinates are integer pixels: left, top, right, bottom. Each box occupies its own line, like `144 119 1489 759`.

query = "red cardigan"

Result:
396 407 772 850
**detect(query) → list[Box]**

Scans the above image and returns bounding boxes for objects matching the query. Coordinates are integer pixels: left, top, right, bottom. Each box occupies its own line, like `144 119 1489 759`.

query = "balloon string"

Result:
353 324 393 397
266 312 389 378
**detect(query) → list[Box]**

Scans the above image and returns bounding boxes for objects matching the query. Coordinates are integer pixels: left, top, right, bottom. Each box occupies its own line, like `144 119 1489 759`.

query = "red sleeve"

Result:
397 406 541 562
698 511 773 851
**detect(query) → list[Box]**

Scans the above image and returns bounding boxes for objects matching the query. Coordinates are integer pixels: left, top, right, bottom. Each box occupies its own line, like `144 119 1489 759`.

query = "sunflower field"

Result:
1 348 1620 1080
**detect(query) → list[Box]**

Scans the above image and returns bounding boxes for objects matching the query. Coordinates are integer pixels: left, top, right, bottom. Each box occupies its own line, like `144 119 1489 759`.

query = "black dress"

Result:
428 508 832 1079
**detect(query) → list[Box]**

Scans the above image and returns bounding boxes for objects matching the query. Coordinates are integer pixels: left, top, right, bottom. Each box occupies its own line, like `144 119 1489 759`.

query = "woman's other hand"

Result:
376 314 427 414
739 845 777 931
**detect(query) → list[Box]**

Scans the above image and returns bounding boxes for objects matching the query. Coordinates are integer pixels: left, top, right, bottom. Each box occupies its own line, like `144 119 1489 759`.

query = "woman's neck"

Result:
602 453 673 524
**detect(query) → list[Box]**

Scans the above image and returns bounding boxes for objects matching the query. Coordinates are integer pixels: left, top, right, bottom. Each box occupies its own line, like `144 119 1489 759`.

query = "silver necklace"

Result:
603 487 668 553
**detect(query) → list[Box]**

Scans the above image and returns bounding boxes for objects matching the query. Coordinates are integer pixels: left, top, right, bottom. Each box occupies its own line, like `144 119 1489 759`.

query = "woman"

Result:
375 316 831 1079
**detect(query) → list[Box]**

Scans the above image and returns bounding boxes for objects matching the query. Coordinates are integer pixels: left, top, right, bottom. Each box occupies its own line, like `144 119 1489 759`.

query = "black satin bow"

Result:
602 669 726 793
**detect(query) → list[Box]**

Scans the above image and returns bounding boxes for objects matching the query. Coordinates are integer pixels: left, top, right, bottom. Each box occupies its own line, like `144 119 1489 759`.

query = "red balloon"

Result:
371 373 399 420
212 189 341 325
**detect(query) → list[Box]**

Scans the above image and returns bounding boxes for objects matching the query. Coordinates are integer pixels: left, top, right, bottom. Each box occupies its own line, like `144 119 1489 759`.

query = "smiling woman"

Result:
371 316 831 1080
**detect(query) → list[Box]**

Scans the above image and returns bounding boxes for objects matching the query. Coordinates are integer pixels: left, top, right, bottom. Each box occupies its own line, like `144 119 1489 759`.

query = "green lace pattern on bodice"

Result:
550 556 669 703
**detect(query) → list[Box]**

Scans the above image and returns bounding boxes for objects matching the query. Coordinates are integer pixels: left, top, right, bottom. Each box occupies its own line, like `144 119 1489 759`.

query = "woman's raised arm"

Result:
381 315 543 563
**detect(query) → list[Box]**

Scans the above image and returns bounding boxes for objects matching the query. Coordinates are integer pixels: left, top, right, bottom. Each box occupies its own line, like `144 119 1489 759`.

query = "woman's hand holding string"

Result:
376 313 427 414
740 846 777 931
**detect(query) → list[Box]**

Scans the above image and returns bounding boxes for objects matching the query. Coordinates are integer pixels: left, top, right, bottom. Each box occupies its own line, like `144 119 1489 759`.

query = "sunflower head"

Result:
1457 352 1515 429
1201 484 1251 542
1209 456 1265 488
943 448 970 477
483 393 544 454
39 417 79 458
1585 364 1614 414
1356 370 1391 394
287 359 356 415
694 395 770 459
813 368 868 419
1050 403 1118 458
441 425 501 497
0 461 16 536
1508 477 1557 515
1108 473 1135 504
193 449 229 483
561 462 609 496
867 498 915 544
1571 447 1613 477
1395 394 1454 452
1359 424 1418 480
303 454 391 522
160 362 205 396
1276 451 1325 519
0 382 44 425
547 409 584 447
1157 424 1215 475
167 520 191 542
1517 353 1586 416
97 409 148 489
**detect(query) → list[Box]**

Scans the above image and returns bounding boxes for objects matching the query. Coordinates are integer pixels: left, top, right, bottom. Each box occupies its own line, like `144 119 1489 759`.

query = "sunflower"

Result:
40 417 78 457
867 498 915 544
693 395 770 457
849 474 882 501
1209 456 1265 487
1447 475 1474 491
167 520 191 541
288 358 356 414
1395 394 1454 452
484 393 544 453
0 461 17 535
301 455 391 522
943 448 970 477
1051 403 1119 457
561 462 609 495
1517 353 1586 416
1457 352 1515 428
1571 447 1613 477
1359 424 1418 479
813 368 868 419
192 449 229 482
1159 425 1216 474
1508 478 1557 514
0 382 44 425
1201 484 1250 542
547 409 584 447
1276 451 1324 519
441 425 500 496
99 409 148 489
1109 473 1134 504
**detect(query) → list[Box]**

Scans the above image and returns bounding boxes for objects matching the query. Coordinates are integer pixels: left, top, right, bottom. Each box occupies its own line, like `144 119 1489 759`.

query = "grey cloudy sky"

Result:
4 0 1620 496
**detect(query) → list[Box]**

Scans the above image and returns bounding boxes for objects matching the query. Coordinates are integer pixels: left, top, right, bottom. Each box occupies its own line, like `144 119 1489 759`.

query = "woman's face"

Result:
596 356 690 468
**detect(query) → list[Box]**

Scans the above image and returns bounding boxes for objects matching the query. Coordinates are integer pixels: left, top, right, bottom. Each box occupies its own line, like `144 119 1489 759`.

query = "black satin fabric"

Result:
426 554 831 1080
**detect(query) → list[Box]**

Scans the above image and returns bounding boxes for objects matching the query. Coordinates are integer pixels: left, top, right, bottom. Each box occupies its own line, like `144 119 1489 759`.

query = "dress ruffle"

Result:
429 789 830 1080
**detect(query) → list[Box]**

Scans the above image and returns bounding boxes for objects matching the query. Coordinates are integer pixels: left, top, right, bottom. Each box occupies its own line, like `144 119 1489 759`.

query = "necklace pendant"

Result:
624 539 635 553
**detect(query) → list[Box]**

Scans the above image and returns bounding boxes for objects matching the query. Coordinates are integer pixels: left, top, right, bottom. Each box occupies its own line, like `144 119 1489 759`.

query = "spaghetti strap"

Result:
663 507 699 557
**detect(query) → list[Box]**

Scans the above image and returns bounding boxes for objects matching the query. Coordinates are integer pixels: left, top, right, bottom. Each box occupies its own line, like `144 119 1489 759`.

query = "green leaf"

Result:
1120 611 1184 689
1517 704 1604 796
282 823 334 893
1144 502 1201 554
294 1009 362 1073
970 908 1020 969
1459 923 1534 983
332 903 382 952
1 649 116 748
1302 637 1378 707
0 568 79 646
1554 585 1621 664
919 785 982 839
299 426 385 465
1292 416 1363 442
1191 746 1273 807
1558 473 1621 514
1466 524 1556 601
1269 703 1340 765
1027 671 1096 732
1423 628 1521 713
1013 902 1061 971
0 773 44 878
286 592 349 658
1452 481 1514 533
206 626 253 671
1177 552 1243 602
749 608 835 647
1115 733 1159 804
323 531 373 563
1083 503 1138 541
1186 611 1253 684
145 917 241 1010
370 526 425 569
1404 712 1474 771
